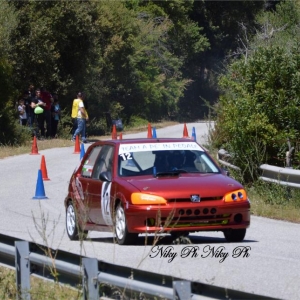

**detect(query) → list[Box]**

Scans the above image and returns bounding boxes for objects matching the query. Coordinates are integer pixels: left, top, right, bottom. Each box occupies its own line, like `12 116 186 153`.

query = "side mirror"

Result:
221 168 230 177
99 171 112 182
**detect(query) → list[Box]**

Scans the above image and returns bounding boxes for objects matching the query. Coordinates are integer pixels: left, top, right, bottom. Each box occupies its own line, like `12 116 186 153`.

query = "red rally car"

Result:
65 138 250 245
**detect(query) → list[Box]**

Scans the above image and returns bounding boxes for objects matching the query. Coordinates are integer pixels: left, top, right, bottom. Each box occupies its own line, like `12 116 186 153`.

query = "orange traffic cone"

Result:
182 123 189 138
112 124 117 140
30 136 40 155
40 155 50 181
73 135 80 154
119 132 123 140
147 123 152 138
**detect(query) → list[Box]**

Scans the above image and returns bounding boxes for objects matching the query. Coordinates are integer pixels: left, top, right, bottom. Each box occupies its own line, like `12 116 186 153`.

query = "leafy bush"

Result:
86 117 107 136
127 115 149 129
213 45 300 182
253 180 300 207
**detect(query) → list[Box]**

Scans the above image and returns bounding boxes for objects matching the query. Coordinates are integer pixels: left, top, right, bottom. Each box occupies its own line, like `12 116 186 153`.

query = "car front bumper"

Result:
125 201 250 233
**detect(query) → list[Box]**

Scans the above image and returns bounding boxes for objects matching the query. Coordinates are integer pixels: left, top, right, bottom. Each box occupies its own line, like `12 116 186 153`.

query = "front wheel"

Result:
114 204 137 245
66 202 88 240
223 228 246 242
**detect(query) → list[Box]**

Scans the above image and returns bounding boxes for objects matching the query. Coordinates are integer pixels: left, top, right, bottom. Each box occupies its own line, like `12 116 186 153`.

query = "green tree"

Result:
213 1 300 182
9 1 99 94
0 2 25 145
85 0 193 122
180 1 265 120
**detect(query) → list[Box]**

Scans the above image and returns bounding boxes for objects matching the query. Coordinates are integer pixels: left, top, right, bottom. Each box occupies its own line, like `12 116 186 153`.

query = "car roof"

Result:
93 138 199 146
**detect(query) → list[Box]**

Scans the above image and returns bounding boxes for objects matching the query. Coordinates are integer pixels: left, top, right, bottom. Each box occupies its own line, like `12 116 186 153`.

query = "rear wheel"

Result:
66 202 88 240
115 204 137 245
223 228 246 242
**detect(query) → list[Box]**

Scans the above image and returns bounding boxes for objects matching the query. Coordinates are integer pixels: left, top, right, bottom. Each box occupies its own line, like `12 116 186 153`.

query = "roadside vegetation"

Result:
1 0 300 298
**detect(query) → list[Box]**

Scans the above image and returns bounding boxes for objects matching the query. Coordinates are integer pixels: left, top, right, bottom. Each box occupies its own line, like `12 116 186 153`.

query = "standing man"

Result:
31 88 45 139
72 92 88 143
40 87 52 138
23 91 33 127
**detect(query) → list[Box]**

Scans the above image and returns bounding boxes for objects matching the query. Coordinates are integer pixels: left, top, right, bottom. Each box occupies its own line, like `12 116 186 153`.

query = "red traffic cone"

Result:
147 123 152 138
112 124 117 140
182 123 189 138
30 136 40 155
119 132 123 140
73 135 80 154
40 155 50 181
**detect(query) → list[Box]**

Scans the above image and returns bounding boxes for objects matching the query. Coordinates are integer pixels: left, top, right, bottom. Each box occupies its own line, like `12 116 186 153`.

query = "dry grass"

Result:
0 266 81 300
248 188 300 223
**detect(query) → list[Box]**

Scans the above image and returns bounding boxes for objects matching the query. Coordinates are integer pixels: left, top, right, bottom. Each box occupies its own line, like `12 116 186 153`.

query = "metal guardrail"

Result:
259 164 300 188
217 149 241 171
218 149 300 189
0 233 275 300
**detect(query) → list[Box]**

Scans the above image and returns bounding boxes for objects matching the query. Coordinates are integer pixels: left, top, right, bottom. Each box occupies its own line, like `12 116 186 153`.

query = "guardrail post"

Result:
173 280 191 300
15 241 30 300
82 257 99 300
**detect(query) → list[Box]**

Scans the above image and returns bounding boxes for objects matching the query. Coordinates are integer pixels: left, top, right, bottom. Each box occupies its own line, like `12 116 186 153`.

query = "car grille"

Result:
160 214 230 227
168 196 223 202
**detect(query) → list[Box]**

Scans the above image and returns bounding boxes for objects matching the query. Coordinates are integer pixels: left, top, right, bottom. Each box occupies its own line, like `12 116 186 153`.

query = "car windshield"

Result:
118 142 220 177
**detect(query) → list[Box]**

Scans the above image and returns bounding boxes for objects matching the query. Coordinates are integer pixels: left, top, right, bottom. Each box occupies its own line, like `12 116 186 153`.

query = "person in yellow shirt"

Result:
71 92 89 143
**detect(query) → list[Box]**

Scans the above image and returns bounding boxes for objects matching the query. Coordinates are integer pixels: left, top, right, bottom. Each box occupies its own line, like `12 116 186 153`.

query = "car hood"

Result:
126 173 244 198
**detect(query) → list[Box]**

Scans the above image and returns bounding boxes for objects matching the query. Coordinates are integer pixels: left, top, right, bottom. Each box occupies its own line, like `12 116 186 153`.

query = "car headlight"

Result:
224 189 247 203
131 193 167 205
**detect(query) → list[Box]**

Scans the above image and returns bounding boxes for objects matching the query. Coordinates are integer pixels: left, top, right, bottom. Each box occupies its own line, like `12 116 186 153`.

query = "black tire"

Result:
223 228 246 242
66 202 88 240
114 203 137 245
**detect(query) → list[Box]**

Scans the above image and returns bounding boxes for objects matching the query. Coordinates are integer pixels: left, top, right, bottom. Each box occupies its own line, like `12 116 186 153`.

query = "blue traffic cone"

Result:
152 127 157 138
192 127 197 141
32 169 48 199
80 143 85 160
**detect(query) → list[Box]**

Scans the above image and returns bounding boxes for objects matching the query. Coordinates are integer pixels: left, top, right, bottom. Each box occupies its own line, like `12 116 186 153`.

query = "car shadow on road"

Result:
88 234 257 246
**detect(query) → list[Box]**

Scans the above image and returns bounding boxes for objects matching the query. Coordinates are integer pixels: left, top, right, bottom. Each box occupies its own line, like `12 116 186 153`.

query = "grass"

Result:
248 183 300 223
0 266 81 300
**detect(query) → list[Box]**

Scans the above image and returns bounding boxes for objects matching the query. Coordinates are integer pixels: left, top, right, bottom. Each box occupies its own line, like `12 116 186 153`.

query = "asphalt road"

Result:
1 122 299 299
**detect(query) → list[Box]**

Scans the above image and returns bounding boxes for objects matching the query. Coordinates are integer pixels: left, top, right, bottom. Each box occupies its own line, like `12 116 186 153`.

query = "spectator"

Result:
18 98 27 126
40 87 52 138
51 93 60 138
71 92 82 136
31 88 46 139
72 92 88 143
28 84 35 98
23 91 34 127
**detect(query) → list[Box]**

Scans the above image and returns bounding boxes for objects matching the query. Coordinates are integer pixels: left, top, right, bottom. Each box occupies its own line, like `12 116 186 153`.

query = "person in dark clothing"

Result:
51 94 60 138
40 87 52 138
23 91 34 127
31 89 46 139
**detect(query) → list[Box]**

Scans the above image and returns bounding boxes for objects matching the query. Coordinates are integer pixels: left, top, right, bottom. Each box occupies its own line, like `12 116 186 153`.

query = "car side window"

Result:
92 145 114 179
81 146 102 177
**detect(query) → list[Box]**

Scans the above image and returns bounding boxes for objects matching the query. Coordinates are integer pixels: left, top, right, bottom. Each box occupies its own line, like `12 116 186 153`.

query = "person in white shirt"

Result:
18 99 27 126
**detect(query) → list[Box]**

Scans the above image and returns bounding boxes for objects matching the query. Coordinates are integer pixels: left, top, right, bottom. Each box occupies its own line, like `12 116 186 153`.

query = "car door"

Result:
76 145 102 223
88 145 114 225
